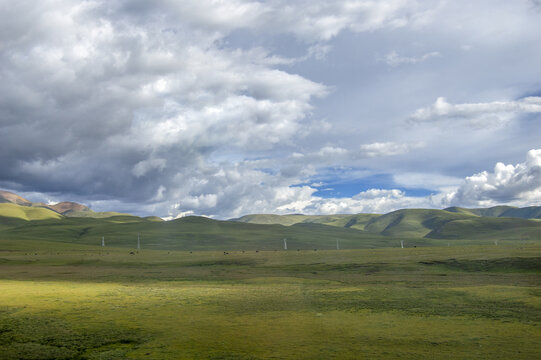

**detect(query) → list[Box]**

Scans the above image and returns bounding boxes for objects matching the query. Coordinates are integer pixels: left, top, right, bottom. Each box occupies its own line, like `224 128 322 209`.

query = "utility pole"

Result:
102 236 105 247
400 240 404 249
283 238 287 250
137 233 141 250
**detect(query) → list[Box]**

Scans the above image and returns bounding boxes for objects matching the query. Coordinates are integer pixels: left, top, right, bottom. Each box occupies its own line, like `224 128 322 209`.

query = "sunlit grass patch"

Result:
0 245 539 358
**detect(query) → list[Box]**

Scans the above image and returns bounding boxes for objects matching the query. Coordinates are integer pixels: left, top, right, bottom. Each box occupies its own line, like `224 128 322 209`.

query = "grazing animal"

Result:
129 251 135 255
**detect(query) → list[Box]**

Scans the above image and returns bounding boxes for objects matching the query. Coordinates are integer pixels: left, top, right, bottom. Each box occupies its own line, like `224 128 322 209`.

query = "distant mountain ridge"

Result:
47 201 91 214
233 205 541 226
1 190 541 246
0 190 91 215
0 190 32 206
1 190 541 249
0 190 130 219
231 206 541 240
444 206 541 219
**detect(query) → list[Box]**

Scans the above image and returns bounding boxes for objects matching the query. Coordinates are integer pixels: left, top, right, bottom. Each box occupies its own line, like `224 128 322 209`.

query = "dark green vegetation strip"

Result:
0 310 146 360
420 257 541 272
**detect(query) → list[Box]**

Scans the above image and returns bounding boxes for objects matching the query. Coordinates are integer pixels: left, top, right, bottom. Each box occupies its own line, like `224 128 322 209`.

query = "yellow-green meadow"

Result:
0 244 540 359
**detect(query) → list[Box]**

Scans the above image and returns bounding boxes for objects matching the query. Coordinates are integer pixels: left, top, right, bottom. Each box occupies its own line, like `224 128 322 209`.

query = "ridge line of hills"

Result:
3 189 541 223
0 190 160 220
1 190 541 250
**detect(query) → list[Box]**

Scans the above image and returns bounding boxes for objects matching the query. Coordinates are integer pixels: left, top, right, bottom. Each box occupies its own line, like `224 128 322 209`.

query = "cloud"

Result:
215 149 541 217
359 142 423 157
317 146 349 157
132 158 167 178
0 0 331 204
114 0 423 43
410 97 541 127
393 172 462 192
235 0 421 42
445 149 541 207
272 188 432 215
383 51 441 66
2 0 541 220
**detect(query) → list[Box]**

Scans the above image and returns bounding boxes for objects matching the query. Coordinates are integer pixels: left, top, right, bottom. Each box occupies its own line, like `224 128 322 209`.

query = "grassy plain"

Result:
0 239 540 359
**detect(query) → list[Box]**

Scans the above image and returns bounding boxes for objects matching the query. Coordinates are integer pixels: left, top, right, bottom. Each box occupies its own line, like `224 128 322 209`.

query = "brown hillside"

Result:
48 202 91 214
0 190 32 205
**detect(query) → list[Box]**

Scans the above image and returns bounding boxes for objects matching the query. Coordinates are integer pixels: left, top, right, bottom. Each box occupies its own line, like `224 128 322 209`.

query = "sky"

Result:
1 0 541 219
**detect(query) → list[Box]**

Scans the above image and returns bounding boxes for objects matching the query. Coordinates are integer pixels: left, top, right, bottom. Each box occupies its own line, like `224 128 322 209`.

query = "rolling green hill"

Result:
445 205 541 219
231 214 317 226
362 209 474 238
426 216 541 240
62 210 136 218
233 213 380 230
0 211 392 251
2 190 541 251
232 208 541 243
0 203 62 221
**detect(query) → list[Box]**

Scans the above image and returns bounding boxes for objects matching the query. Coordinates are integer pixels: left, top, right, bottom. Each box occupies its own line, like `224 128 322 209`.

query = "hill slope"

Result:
0 203 63 221
233 213 380 230
0 190 134 219
232 208 541 243
0 190 32 205
0 213 392 251
2 190 541 250
362 209 474 238
445 206 541 219
47 201 91 214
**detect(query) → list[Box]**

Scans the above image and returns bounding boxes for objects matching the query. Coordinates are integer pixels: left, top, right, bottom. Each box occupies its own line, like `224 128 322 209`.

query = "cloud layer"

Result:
445 149 541 207
410 97 541 128
1 0 541 218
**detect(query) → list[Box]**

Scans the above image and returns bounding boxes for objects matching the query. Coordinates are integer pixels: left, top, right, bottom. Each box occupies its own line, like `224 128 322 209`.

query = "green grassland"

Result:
1 203 541 358
0 242 539 359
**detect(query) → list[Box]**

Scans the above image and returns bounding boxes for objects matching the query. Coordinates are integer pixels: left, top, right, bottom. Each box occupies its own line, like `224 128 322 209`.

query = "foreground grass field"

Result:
0 242 540 359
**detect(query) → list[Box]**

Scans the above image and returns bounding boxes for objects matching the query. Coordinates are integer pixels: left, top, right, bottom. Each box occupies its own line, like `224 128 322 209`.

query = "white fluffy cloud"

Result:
298 189 429 215
445 149 541 207
359 142 424 157
410 97 541 127
383 51 441 66
0 0 332 204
